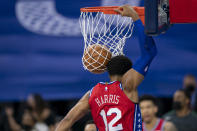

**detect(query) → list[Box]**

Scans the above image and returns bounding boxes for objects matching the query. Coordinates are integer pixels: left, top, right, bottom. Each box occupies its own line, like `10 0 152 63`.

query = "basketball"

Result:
82 44 112 74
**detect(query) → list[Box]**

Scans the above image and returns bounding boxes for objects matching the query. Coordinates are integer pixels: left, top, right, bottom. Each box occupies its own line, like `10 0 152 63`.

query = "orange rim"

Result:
80 6 145 24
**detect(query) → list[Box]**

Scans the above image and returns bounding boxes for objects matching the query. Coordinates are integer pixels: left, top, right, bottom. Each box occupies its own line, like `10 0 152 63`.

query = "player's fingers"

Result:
114 7 123 16
114 9 122 15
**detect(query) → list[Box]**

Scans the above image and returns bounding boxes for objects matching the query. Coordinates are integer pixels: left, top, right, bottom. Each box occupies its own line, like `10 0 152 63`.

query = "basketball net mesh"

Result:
79 11 134 72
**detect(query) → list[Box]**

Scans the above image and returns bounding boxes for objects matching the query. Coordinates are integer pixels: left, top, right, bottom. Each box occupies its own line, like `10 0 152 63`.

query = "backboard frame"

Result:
145 0 171 36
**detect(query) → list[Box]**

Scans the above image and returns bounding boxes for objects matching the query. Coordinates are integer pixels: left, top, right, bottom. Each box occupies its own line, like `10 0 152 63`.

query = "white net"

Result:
79 10 134 72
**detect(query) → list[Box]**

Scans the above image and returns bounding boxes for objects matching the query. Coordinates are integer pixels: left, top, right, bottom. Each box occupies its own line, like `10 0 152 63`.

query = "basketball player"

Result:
56 5 157 131
139 95 177 131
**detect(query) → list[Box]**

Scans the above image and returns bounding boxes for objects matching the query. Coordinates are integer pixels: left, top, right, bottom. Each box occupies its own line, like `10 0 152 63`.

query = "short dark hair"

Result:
31 94 47 115
85 120 95 126
106 55 132 76
184 74 196 79
139 95 157 106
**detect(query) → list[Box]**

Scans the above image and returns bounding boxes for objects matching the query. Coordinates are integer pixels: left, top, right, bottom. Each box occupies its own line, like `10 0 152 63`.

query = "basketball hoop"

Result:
79 6 144 72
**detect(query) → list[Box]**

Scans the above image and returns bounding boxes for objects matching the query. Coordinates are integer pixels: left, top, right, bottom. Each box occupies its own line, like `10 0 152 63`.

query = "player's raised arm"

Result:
115 5 157 101
55 92 90 131
132 14 157 77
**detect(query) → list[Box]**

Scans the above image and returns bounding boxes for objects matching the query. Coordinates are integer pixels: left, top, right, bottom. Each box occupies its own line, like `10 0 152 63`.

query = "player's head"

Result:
84 120 97 131
139 95 158 123
27 93 47 114
183 74 196 93
106 55 132 77
173 89 191 111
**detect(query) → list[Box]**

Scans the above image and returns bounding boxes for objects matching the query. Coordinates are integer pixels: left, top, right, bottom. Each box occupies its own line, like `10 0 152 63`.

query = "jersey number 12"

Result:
100 108 123 131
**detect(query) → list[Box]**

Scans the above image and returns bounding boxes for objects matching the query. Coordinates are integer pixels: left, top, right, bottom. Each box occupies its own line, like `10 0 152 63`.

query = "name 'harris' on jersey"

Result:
89 81 143 131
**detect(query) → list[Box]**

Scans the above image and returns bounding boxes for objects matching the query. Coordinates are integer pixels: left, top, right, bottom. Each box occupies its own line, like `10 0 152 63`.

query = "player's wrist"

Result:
134 18 143 26
130 14 140 22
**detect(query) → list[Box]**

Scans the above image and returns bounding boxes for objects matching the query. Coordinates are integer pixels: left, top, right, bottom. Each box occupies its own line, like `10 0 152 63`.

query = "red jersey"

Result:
89 81 143 131
143 119 165 131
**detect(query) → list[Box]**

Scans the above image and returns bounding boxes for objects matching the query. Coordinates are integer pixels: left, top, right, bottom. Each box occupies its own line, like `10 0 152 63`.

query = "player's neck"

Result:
145 117 158 130
110 75 122 82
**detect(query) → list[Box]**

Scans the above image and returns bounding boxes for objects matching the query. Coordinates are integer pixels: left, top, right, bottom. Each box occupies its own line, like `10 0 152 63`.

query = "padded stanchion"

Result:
169 0 197 23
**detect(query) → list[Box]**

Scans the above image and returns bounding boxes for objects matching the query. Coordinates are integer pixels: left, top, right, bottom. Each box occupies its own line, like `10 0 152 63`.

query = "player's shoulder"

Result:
90 81 122 94
163 121 177 131
162 110 176 122
191 111 197 116
92 81 106 89
190 111 197 119
91 82 104 89
163 110 176 118
156 118 165 127
122 68 144 90
96 81 122 88
89 82 107 95
91 81 122 91
159 118 165 122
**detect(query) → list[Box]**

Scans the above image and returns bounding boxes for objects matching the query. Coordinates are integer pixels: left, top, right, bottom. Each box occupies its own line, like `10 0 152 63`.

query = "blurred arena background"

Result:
0 0 197 131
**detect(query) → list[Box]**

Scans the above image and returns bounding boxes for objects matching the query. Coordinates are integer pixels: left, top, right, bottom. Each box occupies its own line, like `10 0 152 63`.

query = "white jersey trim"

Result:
143 118 161 131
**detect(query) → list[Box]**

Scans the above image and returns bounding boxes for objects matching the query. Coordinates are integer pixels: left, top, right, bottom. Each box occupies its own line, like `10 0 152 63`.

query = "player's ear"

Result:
154 105 158 113
185 97 190 105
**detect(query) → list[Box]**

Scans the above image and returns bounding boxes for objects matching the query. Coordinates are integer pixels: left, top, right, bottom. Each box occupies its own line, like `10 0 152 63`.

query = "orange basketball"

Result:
82 44 112 74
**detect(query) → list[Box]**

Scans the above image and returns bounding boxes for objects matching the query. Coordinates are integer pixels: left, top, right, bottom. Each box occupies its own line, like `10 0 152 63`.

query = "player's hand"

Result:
5 107 14 117
114 5 140 21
